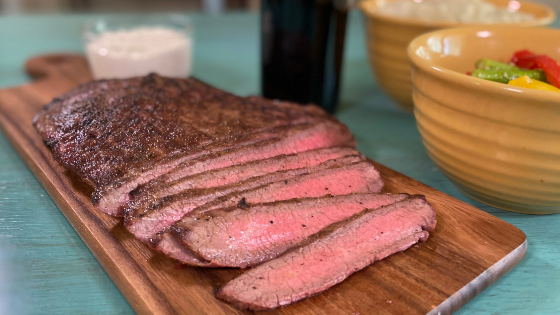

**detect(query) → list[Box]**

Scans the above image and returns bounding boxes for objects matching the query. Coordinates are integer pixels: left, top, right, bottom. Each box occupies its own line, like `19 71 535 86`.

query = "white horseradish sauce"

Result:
85 27 192 80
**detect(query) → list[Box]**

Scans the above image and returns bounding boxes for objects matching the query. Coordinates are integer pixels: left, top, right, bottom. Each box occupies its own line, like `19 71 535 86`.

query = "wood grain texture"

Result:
0 54 527 315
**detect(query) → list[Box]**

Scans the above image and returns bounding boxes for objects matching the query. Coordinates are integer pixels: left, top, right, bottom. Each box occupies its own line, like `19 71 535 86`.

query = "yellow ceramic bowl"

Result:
360 0 556 111
408 27 560 214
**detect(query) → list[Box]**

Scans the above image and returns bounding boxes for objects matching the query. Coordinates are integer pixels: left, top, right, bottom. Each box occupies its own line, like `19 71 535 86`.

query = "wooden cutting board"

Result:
0 54 527 315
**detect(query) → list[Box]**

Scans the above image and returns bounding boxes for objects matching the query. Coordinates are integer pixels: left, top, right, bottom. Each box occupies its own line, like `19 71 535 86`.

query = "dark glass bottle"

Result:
261 0 348 113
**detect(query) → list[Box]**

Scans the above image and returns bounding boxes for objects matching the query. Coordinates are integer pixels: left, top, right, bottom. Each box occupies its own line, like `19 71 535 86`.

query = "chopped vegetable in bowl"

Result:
508 76 560 92
469 50 560 92
512 50 560 88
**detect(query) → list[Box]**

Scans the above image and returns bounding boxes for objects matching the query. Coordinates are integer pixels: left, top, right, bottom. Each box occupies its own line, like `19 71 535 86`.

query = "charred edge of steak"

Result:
149 232 166 248
237 197 250 210
43 139 56 148
123 194 178 224
129 187 142 196
131 187 204 218
142 72 164 85
92 193 100 204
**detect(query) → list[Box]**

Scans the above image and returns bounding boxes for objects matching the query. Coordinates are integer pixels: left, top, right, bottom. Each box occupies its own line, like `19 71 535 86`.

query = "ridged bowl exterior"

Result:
360 0 556 112
409 27 560 214
362 15 434 111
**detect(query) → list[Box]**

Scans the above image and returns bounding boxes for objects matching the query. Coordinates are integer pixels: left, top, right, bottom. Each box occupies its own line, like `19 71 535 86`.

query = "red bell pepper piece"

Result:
512 50 536 63
512 50 538 69
512 50 560 88
534 56 560 88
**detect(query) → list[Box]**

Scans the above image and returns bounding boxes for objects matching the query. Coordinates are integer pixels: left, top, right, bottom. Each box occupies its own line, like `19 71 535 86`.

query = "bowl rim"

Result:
407 26 560 101
359 0 557 28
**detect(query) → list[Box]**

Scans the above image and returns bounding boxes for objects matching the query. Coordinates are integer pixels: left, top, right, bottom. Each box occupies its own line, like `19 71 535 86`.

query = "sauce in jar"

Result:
85 27 192 79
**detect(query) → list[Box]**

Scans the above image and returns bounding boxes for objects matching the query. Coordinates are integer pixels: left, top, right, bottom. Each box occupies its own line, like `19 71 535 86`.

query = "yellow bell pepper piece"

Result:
508 75 560 92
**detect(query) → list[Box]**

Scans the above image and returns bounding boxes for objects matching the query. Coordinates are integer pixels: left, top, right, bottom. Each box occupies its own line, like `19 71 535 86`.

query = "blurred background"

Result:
0 0 261 14
0 0 558 14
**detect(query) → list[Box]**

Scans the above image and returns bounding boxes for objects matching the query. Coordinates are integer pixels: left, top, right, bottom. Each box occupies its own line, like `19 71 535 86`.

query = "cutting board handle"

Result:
25 53 92 82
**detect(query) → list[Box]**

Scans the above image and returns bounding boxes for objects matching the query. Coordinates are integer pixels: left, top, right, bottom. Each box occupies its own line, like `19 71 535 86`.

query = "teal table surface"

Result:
0 11 559 315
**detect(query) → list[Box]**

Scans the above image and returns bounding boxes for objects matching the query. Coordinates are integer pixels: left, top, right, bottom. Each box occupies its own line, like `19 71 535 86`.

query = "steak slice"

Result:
216 195 437 311
100 120 355 216
96 129 279 215
33 74 352 215
129 146 360 209
180 160 383 217
161 121 355 184
125 156 374 242
172 193 409 268
152 161 384 264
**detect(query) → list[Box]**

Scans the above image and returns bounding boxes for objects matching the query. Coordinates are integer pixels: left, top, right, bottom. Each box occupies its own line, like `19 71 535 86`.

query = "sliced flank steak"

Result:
127 146 361 213
170 193 408 268
216 195 437 311
176 160 384 219
33 73 354 216
100 120 355 216
151 162 384 266
125 156 382 242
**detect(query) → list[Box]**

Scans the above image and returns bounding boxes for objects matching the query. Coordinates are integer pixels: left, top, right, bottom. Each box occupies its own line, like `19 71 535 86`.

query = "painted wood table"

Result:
0 11 558 315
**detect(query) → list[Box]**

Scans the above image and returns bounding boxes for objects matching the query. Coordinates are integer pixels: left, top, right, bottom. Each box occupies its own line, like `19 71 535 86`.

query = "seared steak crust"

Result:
33 74 348 211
